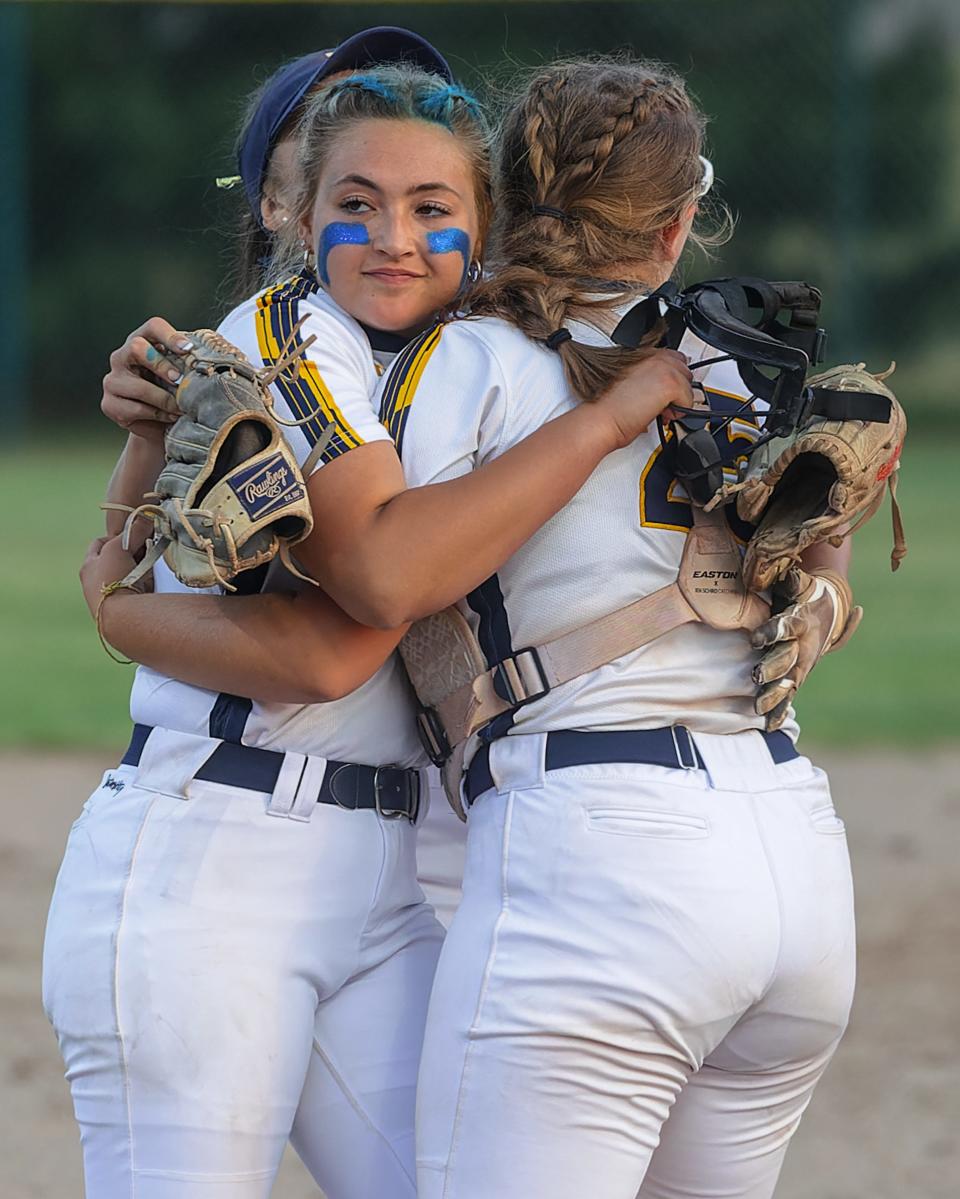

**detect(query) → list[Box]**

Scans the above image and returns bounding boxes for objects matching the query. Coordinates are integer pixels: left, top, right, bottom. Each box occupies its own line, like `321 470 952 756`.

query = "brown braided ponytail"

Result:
469 58 723 401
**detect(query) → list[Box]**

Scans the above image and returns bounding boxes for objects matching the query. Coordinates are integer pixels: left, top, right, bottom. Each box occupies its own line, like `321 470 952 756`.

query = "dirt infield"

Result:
3 748 957 1198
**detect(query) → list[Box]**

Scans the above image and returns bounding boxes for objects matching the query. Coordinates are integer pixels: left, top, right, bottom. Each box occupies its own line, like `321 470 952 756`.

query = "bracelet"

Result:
95 580 137 665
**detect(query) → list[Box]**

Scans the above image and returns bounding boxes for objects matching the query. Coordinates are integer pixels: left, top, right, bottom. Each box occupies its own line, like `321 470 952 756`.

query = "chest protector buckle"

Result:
399 504 768 819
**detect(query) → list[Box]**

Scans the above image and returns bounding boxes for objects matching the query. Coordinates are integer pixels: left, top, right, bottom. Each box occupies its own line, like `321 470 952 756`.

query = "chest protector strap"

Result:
399 504 768 818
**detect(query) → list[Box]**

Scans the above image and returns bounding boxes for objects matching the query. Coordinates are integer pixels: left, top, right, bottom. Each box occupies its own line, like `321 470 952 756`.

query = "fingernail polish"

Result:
167 370 182 384
176 339 193 352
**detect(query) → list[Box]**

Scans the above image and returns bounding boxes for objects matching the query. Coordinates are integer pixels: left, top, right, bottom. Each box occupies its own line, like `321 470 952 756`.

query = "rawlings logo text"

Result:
242 465 289 505
230 453 304 520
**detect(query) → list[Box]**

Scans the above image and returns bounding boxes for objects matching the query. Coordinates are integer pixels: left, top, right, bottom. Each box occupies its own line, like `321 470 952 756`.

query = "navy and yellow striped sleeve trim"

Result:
378 323 444 454
255 272 364 465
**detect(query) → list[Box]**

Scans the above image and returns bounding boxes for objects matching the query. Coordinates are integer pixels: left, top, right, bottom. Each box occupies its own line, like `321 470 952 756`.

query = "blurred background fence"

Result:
5 0 959 432
0 0 956 749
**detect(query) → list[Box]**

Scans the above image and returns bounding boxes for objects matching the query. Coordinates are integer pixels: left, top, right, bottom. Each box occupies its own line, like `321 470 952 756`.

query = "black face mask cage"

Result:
610 277 832 504
611 276 828 438
611 277 893 506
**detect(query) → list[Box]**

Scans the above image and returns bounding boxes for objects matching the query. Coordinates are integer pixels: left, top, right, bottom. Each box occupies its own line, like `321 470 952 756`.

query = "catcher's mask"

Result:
611 277 892 504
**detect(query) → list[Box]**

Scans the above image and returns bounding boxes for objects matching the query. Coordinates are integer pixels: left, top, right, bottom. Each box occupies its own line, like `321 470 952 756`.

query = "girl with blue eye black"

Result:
54 64 691 1199
99 29 470 931
51 47 467 1199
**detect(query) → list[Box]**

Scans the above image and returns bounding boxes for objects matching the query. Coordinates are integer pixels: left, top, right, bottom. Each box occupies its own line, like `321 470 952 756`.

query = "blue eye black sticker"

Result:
318 222 370 285
426 228 471 288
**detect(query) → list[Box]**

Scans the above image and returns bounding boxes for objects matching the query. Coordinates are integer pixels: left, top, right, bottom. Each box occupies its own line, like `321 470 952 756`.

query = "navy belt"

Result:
464 726 798 807
121 724 420 821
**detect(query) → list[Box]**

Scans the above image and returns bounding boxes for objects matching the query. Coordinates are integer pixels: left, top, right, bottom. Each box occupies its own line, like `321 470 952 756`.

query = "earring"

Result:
467 260 482 285
301 239 317 273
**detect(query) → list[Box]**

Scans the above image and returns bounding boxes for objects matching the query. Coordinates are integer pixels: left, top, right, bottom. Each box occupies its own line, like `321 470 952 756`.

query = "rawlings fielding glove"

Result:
751 567 860 731
105 328 318 591
709 363 907 592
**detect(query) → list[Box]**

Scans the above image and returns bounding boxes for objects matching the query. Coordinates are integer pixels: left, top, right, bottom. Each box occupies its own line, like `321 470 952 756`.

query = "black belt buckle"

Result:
416 705 451 767
374 766 421 823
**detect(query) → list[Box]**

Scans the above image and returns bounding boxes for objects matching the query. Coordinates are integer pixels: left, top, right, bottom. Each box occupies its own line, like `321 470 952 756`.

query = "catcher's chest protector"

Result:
400 504 768 819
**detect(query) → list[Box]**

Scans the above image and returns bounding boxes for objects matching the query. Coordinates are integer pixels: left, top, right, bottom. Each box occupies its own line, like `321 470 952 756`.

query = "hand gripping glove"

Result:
708 363 907 592
751 567 861 731
106 329 318 591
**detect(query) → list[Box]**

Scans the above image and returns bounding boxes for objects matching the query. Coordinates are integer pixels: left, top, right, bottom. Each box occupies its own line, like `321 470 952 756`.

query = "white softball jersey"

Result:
380 310 800 753
128 272 425 768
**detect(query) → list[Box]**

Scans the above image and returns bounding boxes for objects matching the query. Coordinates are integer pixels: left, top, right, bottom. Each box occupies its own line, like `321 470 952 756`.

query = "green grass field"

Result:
0 437 955 750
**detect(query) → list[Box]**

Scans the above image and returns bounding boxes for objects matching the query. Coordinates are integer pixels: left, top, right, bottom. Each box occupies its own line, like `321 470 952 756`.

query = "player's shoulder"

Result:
410 315 534 382
218 271 373 369
257 270 360 334
379 317 512 409
452 314 537 360
377 317 519 454
216 272 387 468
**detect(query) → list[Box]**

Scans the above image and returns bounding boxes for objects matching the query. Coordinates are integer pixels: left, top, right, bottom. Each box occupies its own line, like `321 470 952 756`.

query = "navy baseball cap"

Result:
238 27 453 224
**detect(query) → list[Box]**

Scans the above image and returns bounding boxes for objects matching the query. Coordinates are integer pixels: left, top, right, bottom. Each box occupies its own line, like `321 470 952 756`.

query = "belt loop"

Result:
671 725 699 771
137 729 221 800
267 752 308 819
489 732 547 794
290 756 326 821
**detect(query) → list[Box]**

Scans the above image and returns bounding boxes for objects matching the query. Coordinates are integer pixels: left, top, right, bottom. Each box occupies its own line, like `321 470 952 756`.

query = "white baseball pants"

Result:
416 729 856 1199
43 736 442 1198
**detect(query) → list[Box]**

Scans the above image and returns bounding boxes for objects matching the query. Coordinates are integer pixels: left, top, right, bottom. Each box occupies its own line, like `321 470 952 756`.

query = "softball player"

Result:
372 58 857 1199
45 60 472 1199
101 29 469 927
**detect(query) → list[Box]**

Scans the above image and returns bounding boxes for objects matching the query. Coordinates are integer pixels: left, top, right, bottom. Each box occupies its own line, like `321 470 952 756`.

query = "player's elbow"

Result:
346 580 422 630
354 597 412 631
293 640 390 703
295 680 352 704
323 563 420 630
255 615 361 704
287 652 359 703
318 538 434 627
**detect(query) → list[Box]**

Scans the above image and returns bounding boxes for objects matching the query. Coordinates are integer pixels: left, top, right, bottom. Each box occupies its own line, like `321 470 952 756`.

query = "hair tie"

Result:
330 74 398 103
532 204 571 222
546 329 572 350
419 84 482 123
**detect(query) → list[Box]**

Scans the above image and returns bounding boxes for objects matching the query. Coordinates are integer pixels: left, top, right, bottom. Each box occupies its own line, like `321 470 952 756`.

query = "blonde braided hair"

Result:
470 58 724 400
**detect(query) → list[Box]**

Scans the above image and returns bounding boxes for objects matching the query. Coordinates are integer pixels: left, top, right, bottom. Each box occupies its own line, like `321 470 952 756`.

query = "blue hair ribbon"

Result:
419 84 482 125
331 74 399 103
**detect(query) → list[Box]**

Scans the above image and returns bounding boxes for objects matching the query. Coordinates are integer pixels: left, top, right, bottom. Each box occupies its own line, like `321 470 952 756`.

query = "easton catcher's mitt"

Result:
709 362 907 593
106 328 317 592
